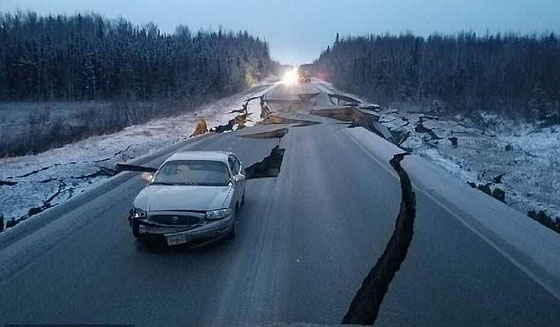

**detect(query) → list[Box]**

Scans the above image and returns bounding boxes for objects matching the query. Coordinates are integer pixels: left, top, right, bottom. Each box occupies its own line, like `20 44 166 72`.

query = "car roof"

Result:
163 151 234 165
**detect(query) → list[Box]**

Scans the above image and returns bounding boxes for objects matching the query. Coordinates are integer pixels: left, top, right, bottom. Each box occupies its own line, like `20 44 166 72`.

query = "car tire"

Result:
226 208 237 240
226 221 236 240
132 219 142 238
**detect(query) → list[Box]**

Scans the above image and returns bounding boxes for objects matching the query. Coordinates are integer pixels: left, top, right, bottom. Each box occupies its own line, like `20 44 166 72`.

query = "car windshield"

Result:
153 160 230 186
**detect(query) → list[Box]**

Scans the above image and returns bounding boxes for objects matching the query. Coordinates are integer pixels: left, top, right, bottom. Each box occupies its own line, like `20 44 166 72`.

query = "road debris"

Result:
467 181 507 203
190 119 208 137
449 136 458 147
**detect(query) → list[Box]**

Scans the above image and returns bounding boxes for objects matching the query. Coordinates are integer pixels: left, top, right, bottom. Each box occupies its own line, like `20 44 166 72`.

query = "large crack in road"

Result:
245 145 285 179
342 152 416 325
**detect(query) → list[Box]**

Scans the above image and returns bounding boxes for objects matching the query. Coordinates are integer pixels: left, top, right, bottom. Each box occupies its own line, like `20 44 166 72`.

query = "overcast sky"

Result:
1 0 559 65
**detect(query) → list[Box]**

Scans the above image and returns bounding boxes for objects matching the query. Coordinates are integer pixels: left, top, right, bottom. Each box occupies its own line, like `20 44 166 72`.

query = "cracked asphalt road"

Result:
0 82 559 326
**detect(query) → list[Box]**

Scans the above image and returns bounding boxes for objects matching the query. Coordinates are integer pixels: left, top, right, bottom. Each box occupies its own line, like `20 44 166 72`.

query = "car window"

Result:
229 156 240 175
153 160 230 186
232 156 243 174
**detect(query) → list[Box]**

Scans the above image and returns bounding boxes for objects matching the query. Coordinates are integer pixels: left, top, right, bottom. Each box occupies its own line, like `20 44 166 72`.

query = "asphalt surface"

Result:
1 81 560 326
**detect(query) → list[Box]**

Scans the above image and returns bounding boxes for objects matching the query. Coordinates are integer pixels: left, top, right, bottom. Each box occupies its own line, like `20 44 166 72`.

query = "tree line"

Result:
0 11 275 101
312 32 560 123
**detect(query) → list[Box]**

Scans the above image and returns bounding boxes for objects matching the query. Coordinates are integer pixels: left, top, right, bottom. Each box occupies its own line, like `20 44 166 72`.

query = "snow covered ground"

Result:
0 81 277 226
317 80 560 226
382 111 560 220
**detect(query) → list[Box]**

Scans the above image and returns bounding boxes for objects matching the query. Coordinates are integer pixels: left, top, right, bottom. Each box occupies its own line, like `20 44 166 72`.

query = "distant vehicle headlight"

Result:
131 207 147 219
282 68 299 86
206 208 232 220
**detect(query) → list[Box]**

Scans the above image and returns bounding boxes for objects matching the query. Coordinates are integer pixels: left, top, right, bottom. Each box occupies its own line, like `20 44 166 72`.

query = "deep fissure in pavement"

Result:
245 145 285 179
342 152 416 325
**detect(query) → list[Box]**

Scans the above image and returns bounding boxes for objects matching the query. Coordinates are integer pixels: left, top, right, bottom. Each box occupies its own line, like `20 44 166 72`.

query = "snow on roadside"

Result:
318 80 560 225
380 110 560 222
0 82 277 225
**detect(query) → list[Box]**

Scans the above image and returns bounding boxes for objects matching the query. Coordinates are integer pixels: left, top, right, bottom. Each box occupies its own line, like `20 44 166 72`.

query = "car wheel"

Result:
226 208 237 240
226 221 236 240
132 219 142 238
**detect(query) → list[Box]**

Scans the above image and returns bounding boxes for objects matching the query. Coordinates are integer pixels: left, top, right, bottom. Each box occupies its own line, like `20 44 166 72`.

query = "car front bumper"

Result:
135 214 234 245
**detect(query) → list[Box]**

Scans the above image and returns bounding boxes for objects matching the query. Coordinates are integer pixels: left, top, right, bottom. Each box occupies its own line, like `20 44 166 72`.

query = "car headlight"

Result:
131 207 147 219
206 208 232 220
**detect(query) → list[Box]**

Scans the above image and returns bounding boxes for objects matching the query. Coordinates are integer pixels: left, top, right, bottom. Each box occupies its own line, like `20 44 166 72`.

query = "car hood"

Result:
133 184 233 212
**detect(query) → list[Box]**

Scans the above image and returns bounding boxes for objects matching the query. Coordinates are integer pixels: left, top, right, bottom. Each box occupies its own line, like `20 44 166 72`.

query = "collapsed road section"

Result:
237 127 289 139
245 145 285 179
310 105 396 143
260 115 320 127
343 153 416 325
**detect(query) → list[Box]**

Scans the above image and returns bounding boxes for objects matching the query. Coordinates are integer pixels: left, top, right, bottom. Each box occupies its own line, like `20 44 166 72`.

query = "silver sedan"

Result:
128 151 246 246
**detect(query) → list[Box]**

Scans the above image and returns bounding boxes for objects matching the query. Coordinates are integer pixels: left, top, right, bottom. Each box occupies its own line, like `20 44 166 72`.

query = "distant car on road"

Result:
129 151 246 246
299 71 311 83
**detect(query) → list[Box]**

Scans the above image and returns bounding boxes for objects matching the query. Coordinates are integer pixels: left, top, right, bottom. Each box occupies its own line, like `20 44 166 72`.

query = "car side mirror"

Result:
232 174 245 183
141 172 154 183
